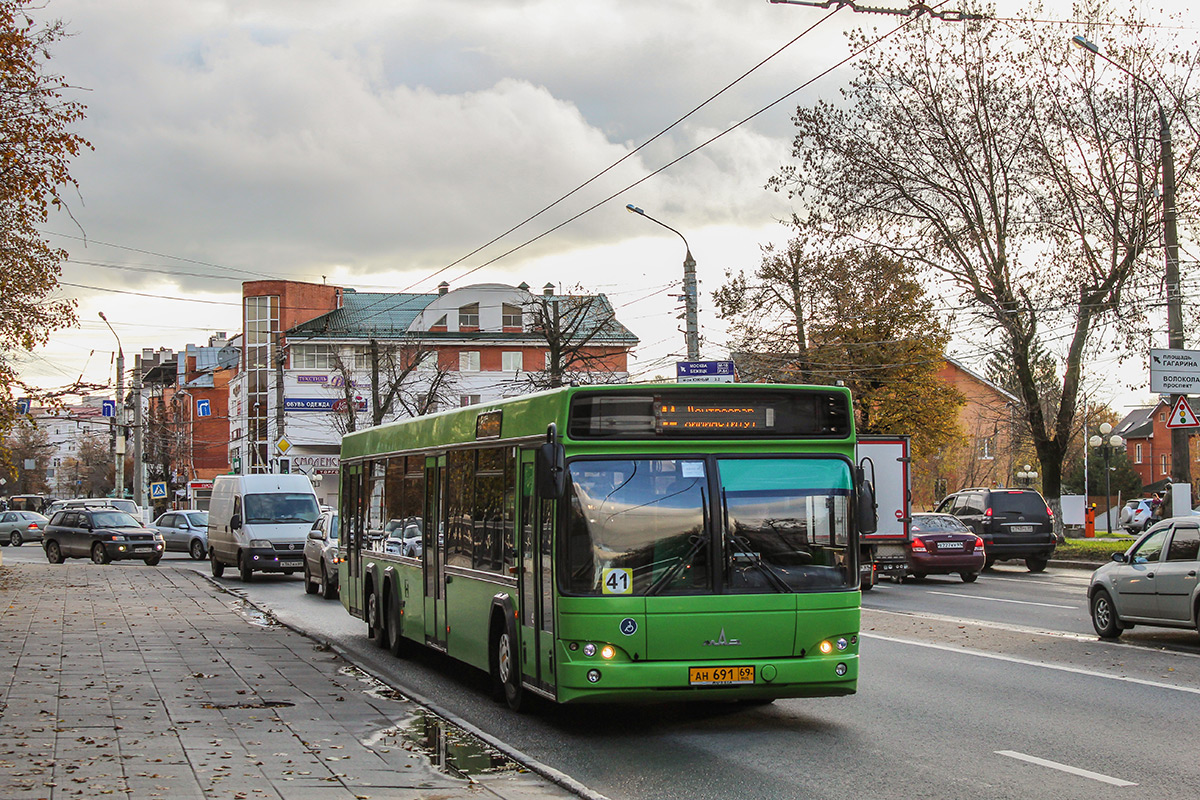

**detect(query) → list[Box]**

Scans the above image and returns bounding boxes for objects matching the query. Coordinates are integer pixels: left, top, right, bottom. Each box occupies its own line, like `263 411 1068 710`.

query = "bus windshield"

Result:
563 457 853 596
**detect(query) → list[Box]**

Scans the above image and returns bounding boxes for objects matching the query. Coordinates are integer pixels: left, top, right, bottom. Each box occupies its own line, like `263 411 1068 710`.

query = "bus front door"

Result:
519 450 556 696
424 455 447 651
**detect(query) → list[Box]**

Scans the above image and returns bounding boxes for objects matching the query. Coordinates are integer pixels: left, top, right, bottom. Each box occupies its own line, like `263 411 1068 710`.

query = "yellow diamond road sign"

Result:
276 436 293 454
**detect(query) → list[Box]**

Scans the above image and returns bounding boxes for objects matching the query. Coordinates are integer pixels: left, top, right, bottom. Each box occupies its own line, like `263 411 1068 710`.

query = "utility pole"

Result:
626 204 700 360
275 332 286 471
133 355 144 509
1161 107 1191 486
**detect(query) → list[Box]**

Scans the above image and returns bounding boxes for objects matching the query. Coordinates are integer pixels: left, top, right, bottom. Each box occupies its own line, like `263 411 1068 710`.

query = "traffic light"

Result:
278 457 290 474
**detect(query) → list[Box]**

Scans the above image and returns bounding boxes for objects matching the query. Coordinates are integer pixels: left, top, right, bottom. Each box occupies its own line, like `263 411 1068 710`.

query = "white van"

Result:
207 474 321 581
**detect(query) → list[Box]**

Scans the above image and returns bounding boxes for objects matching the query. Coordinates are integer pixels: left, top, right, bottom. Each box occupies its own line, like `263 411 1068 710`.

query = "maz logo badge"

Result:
703 628 741 646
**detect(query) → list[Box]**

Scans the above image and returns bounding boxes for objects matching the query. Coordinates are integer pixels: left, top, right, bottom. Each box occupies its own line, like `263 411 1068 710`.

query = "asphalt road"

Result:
8 545 1199 799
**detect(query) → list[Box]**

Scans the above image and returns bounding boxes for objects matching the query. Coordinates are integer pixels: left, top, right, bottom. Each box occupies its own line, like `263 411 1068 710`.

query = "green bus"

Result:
338 383 875 709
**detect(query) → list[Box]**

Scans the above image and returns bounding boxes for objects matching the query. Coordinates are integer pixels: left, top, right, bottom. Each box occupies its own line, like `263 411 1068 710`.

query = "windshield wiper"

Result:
722 489 793 593
646 531 708 596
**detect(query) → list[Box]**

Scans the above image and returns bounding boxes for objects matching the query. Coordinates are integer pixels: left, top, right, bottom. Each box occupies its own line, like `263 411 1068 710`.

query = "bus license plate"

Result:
689 666 754 686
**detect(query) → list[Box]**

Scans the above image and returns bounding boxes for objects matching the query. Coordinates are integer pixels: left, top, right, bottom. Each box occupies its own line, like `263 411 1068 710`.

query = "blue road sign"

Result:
196 399 211 417
675 360 736 383
102 399 116 417
16 397 30 414
150 482 168 500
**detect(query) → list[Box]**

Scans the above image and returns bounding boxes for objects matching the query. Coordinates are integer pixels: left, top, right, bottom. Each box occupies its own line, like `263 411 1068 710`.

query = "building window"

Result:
1161 454 1169 475
1160 413 1166 423
459 303 479 329
459 351 480 372
1135 443 1143 463
460 394 481 407
292 344 336 370
502 304 523 329
501 351 523 372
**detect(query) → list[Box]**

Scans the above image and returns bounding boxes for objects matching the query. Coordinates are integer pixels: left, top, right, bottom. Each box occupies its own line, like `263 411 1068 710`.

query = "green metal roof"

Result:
287 292 434 338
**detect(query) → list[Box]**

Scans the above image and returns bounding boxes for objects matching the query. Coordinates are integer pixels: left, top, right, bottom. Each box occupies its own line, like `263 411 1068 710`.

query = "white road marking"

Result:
926 590 1077 609
995 751 1137 787
861 632 1200 694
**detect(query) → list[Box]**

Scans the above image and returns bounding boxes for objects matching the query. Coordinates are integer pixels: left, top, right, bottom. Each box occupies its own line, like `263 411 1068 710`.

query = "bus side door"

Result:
519 449 557 695
424 455 447 651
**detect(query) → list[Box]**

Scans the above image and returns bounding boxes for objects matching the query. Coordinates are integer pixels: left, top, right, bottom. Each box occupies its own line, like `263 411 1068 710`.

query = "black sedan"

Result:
903 512 986 583
42 508 165 565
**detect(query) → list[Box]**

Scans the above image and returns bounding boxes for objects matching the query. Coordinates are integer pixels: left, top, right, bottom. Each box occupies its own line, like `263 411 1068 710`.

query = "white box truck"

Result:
857 435 912 590
207 474 321 582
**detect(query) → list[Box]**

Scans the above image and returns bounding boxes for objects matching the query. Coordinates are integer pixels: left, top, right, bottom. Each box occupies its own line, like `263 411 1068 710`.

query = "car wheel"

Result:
1091 589 1123 638
492 613 524 712
144 555 161 566
189 539 206 560
1025 556 1048 573
321 562 337 600
304 562 318 594
91 543 111 565
45 540 64 564
910 572 927 582
961 572 979 583
210 550 225 578
238 551 253 582
10 532 22 547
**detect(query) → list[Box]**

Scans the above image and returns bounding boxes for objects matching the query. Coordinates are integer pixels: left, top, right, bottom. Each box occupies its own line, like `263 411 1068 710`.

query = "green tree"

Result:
769 5 1200 503
716 240 964 457
0 1 90 472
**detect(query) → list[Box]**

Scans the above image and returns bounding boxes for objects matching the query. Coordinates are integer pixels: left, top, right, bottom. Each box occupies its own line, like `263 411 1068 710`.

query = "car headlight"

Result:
249 539 273 548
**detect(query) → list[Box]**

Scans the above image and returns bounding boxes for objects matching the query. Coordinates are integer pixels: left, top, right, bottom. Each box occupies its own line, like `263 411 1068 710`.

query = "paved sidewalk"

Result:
0 562 582 800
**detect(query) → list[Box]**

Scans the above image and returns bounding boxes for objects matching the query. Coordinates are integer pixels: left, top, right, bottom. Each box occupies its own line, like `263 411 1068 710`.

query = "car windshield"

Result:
187 512 209 526
562 456 853 596
911 515 969 533
93 511 142 528
244 493 320 524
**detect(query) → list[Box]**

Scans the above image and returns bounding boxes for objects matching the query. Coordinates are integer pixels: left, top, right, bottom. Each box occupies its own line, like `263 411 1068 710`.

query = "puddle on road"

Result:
230 598 280 628
341 666 525 779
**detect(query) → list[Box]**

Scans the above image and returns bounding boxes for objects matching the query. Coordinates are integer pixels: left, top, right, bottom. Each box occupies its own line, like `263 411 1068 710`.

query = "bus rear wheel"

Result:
492 616 524 712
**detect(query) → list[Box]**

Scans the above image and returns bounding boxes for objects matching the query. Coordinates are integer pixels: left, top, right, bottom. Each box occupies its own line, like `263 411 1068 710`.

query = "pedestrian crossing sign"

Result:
150 482 168 500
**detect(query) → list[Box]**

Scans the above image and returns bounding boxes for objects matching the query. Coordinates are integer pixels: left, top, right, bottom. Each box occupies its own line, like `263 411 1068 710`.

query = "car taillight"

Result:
984 508 993 517
1046 506 1054 518
27 523 39 530
974 536 984 549
910 537 927 552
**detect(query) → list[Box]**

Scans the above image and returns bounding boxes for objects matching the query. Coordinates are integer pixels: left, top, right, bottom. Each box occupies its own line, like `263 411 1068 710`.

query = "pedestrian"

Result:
1161 484 1173 519
1149 491 1163 521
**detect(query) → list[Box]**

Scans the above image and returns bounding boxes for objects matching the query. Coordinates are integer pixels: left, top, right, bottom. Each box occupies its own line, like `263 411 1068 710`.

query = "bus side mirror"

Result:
537 423 566 500
857 464 878 535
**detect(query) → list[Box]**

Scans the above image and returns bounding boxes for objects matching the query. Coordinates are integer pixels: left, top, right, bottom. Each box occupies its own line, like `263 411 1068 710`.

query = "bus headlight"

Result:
600 645 615 660
836 637 848 651
583 643 596 657
835 663 848 677
587 669 602 683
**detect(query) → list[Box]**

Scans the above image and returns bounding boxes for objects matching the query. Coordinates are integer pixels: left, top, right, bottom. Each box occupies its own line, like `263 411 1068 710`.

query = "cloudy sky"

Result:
19 0 1194 412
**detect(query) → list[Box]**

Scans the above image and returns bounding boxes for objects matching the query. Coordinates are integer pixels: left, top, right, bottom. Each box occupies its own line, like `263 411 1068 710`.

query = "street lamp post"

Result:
625 204 700 361
1016 463 1038 488
98 312 125 501
1072 35 1189 487
1089 422 1125 533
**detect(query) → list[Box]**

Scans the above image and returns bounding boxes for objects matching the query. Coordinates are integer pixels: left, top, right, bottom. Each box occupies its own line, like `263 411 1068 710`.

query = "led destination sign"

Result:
656 402 774 432
567 388 850 439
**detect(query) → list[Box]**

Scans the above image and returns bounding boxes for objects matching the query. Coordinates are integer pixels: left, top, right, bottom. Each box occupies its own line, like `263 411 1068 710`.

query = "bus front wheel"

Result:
492 615 524 712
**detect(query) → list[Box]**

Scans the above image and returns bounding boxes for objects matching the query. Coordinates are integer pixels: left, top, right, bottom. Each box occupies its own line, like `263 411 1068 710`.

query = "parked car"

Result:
1119 499 1153 533
152 510 209 560
304 509 340 599
903 513 986 583
42 508 165 565
0 511 49 546
1088 516 1200 638
935 487 1056 571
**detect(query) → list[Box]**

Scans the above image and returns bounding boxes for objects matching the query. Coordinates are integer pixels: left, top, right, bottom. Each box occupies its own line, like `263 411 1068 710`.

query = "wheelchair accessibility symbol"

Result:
619 618 638 636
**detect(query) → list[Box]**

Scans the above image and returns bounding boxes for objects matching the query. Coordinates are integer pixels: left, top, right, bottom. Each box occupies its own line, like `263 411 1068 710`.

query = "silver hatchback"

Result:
304 510 340 599
152 510 210 560
1089 516 1200 638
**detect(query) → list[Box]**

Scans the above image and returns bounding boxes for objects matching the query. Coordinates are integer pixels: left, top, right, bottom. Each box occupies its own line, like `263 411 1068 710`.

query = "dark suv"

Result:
934 488 1056 572
42 508 166 566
